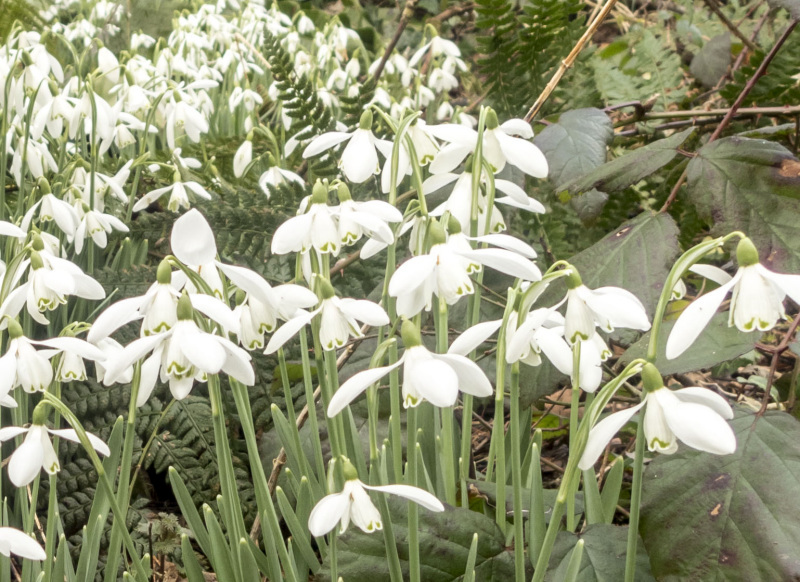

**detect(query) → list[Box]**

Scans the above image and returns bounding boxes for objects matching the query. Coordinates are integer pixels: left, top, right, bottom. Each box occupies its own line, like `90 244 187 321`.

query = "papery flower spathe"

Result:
302 110 389 183
578 364 736 470
0 527 46 561
0 420 110 486
308 461 444 536
666 238 800 359
328 320 492 415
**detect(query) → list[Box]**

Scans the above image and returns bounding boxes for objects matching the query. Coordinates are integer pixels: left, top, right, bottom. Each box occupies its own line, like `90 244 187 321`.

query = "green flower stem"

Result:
43 474 59 580
531 361 646 582
510 362 526 582
277 347 297 424
377 494 404 582
207 375 248 543
567 340 582 532
389 341 403 481
492 346 507 534
436 297 457 505
469 108 489 238
624 417 646 582
230 379 295 582
41 393 149 582
646 231 745 362
330 530 338 582
407 408 420 582
311 321 344 458
323 346 350 464
299 329 326 481
104 362 142 580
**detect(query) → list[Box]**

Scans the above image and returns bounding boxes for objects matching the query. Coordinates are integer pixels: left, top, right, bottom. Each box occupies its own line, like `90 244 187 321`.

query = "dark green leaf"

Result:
560 128 695 195
690 34 731 88
467 480 584 521
641 411 800 580
318 499 520 581
620 312 761 375
534 108 614 189
520 212 681 406
545 524 654 582
686 137 800 272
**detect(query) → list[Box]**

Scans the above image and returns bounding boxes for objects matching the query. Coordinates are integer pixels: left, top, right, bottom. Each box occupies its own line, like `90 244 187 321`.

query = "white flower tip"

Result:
171 209 217 265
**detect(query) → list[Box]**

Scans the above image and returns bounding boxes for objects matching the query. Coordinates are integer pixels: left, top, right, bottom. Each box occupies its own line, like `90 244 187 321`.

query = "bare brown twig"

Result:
702 0 758 51
759 316 800 415
370 0 419 84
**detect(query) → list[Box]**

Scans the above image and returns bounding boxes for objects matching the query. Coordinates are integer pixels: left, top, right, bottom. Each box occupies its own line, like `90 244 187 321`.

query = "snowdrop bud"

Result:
176 291 193 320
31 234 45 251
736 237 759 267
565 268 583 290
358 109 373 130
400 319 422 348
446 215 462 235
30 251 44 270
641 363 663 393
485 108 499 130
311 180 328 204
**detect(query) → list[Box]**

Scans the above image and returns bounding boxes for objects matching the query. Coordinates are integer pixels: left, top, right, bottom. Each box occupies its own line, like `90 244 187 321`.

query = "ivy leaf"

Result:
620 312 761 375
690 34 731 88
519 212 680 406
318 499 519 581
640 411 800 580
545 524 655 582
686 137 800 272
560 128 695 195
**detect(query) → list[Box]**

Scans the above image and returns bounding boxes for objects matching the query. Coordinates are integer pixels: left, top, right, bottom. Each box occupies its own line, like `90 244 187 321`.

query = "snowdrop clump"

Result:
0 0 794 579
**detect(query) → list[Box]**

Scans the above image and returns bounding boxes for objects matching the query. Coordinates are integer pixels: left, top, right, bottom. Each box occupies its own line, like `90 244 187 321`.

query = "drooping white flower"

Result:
0 248 105 326
258 157 304 197
308 464 444 536
0 422 110 487
667 238 800 359
388 220 541 317
302 110 389 183
578 364 736 469
271 182 341 255
328 320 492 415
335 183 402 247
133 172 212 212
427 111 548 178
103 293 255 405
233 138 253 178
561 270 651 345
0 527 46 561
265 278 388 354
0 319 106 397
73 204 130 254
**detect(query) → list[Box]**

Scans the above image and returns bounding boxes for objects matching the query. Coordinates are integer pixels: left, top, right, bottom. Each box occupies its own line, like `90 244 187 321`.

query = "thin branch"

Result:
430 2 474 24
702 0 758 51
371 0 420 84
659 19 799 213
524 0 619 122
759 315 800 415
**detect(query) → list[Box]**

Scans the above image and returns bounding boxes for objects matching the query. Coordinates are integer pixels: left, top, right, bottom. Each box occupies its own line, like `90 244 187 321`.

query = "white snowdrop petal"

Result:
665 278 737 359
433 353 493 397
363 484 445 512
578 403 644 470
448 319 502 356
171 209 217 265
327 362 401 416
308 492 350 537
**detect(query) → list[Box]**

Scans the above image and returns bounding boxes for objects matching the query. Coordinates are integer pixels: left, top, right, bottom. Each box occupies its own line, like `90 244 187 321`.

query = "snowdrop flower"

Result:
0 319 105 397
228 86 263 112
73 204 130 254
272 181 341 255
409 33 462 68
93 337 133 384
258 155 304 197
131 32 156 50
302 110 389 183
308 460 444 536
578 364 736 469
265 277 388 353
328 319 493 414
0 418 110 487
21 190 79 240
667 238 800 359
388 219 541 317
0 528 46 561
96 46 120 84
233 136 253 178
0 248 105 326
427 110 548 178
103 293 255 405
133 172 212 212
335 183 402 246
561 270 651 345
